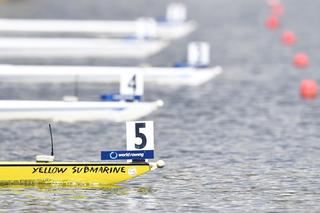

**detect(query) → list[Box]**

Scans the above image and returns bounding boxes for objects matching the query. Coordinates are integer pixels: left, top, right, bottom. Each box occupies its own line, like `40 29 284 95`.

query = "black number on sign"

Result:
196 44 202 64
128 74 136 93
135 123 147 149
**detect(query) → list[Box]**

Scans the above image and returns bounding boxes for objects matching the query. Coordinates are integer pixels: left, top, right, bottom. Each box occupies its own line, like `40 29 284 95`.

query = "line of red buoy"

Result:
281 30 296 45
265 0 317 99
271 3 284 17
265 15 280 30
300 80 318 99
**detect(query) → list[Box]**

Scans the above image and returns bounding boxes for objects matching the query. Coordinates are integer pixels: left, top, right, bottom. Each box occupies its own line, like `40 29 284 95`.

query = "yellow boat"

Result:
0 160 164 186
0 121 165 186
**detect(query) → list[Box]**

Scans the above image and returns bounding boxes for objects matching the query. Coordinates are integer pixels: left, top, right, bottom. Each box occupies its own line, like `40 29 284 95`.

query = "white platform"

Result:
0 37 167 58
0 19 196 40
0 64 222 86
0 100 163 122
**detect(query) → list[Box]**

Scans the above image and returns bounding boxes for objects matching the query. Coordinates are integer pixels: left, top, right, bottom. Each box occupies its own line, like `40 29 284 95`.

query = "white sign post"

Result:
166 3 187 23
188 42 210 68
120 71 144 97
101 121 155 162
126 121 154 151
135 18 157 39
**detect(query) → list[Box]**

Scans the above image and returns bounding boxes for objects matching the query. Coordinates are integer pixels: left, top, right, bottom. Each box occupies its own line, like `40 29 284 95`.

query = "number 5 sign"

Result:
126 121 154 151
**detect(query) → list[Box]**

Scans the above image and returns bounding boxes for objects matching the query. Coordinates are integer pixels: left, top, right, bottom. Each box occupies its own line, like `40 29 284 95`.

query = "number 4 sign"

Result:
126 121 154 151
120 71 144 96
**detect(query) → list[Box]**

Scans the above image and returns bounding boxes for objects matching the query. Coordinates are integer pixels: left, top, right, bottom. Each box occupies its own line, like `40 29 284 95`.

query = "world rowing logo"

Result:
109 151 118 160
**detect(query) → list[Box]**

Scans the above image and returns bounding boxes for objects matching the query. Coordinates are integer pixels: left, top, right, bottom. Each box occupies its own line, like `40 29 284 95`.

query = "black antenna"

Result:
49 124 54 156
74 75 79 98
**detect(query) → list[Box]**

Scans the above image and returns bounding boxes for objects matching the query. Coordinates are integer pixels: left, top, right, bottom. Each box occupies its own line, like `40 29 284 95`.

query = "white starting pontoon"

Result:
0 3 195 40
0 42 222 86
0 37 167 59
0 100 163 122
0 72 163 122
0 65 222 86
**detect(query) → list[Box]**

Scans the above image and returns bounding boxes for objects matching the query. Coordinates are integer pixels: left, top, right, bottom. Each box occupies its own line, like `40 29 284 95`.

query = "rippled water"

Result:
0 0 319 212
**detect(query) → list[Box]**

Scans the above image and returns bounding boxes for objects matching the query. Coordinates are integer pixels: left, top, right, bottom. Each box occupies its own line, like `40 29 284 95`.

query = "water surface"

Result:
0 0 319 212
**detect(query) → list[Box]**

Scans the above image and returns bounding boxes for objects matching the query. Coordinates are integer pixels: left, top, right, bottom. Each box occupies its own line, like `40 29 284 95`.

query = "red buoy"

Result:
265 16 280 30
293 53 309 68
300 79 318 99
271 3 284 16
281 31 296 45
267 0 280 7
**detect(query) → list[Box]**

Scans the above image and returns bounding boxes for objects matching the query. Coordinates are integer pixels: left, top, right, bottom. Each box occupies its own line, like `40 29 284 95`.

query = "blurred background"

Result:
0 0 319 212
